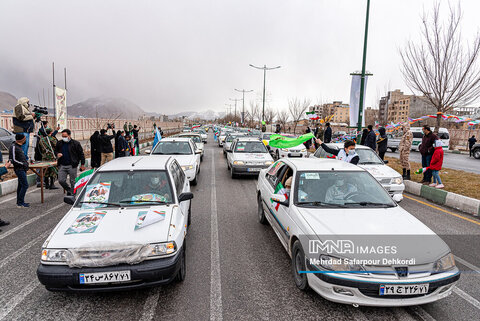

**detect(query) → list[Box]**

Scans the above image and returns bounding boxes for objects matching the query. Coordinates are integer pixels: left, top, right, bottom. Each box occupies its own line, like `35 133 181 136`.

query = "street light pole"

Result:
357 0 371 139
235 88 253 126
249 64 281 127
229 98 242 125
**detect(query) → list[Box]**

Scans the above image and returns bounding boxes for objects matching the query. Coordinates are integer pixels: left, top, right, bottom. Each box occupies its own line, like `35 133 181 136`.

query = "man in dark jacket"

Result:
324 122 332 143
9 134 30 207
89 131 101 168
468 135 477 157
419 125 438 184
364 125 377 150
56 129 85 195
131 125 141 152
376 127 388 160
117 131 129 157
99 128 115 165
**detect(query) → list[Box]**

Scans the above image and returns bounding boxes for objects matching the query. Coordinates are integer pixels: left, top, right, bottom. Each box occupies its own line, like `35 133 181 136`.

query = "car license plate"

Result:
79 270 131 284
247 168 261 172
379 284 429 296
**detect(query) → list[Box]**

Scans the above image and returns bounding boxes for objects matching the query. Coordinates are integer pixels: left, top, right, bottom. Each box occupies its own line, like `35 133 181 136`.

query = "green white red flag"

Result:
74 169 94 194
271 182 288 211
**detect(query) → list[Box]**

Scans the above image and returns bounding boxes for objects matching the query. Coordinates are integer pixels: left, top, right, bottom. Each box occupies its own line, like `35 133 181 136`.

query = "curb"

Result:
404 180 480 217
0 141 154 198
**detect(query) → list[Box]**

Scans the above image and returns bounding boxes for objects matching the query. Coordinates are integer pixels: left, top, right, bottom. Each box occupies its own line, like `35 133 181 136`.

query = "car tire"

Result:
191 174 198 186
227 161 231 170
257 194 267 225
187 201 192 227
230 167 237 179
474 148 480 159
390 148 396 153
292 240 309 291
176 243 187 282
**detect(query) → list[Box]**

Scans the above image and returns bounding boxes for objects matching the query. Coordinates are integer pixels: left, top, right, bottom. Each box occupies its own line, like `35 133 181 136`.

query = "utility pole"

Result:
357 0 371 140
249 64 281 126
235 88 253 126
225 104 233 122
229 98 242 125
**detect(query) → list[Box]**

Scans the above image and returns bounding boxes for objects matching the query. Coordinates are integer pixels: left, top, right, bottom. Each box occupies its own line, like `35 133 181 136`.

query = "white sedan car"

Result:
256 158 459 307
312 143 404 200
174 133 205 161
226 137 274 178
268 134 307 159
37 156 193 291
148 137 201 185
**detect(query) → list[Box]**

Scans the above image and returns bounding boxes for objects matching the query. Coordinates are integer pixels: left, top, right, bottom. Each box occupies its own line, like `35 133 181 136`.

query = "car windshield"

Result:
226 135 242 142
181 135 201 143
356 149 384 165
75 170 174 208
295 171 395 207
234 141 268 153
152 141 193 155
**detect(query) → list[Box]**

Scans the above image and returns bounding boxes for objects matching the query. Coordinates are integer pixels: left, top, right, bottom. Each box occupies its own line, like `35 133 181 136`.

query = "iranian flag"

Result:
74 169 94 194
270 182 288 211
131 139 139 156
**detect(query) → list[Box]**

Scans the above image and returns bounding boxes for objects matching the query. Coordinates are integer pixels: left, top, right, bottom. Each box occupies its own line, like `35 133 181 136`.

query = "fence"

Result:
449 128 480 150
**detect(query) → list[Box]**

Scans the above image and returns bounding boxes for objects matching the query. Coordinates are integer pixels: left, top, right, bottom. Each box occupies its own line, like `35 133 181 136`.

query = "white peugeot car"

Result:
312 143 404 200
223 133 246 156
268 134 308 159
147 137 201 185
37 156 193 291
226 137 274 178
256 158 459 307
174 132 205 161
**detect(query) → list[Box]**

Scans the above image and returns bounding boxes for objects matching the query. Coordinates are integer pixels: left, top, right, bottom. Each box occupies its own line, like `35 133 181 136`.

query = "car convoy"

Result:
36 125 460 307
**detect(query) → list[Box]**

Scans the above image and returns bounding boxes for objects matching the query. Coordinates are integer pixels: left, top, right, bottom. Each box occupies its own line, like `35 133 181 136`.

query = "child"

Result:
427 140 444 188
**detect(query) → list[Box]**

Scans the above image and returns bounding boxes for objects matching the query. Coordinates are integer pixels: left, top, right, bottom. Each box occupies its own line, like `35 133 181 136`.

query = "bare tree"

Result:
249 101 260 127
400 2 480 132
264 107 276 125
276 109 290 133
288 98 311 134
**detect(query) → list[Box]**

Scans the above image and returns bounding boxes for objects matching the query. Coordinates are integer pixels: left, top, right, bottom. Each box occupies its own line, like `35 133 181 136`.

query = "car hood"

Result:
46 205 175 249
169 154 196 166
280 144 306 151
232 152 273 162
297 206 449 263
359 164 401 179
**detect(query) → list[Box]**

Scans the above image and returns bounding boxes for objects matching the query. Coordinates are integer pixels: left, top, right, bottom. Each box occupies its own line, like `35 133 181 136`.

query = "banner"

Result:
349 75 368 127
55 86 67 130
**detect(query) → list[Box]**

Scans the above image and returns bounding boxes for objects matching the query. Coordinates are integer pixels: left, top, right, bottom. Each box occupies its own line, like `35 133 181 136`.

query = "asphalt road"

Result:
385 150 480 174
0 135 479 321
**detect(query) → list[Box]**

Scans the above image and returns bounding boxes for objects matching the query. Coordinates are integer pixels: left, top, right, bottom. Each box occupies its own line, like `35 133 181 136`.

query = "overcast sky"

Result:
1 0 479 114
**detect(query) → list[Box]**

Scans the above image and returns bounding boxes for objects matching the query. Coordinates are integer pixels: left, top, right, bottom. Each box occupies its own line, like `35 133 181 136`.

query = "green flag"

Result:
268 133 315 149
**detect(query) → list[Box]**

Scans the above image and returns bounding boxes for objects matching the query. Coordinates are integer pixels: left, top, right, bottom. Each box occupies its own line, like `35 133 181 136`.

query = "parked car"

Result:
0 127 15 153
312 143 404 200
472 143 480 159
193 128 208 143
147 137 201 185
226 137 274 178
37 156 193 292
256 158 459 306
387 134 400 152
411 127 450 151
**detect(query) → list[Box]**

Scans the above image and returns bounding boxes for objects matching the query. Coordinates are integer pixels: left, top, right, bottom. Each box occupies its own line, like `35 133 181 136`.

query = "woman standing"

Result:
89 131 101 169
376 127 388 161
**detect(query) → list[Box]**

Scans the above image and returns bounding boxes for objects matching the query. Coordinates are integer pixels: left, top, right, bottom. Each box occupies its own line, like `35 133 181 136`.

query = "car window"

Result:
356 149 384 165
295 171 395 207
75 170 174 207
234 141 268 153
0 128 10 137
152 141 193 155
170 161 185 195
412 132 423 139
266 161 285 188
438 132 449 139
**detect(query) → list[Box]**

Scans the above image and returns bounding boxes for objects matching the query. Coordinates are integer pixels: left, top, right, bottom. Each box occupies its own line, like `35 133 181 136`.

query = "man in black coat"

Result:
419 125 438 184
99 128 115 165
324 122 332 143
364 125 377 150
56 129 85 195
468 135 477 157
9 134 30 207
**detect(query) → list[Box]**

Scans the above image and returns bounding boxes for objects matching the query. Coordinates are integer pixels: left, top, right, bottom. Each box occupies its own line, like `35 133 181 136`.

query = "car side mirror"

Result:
64 195 75 205
178 192 194 202
271 194 289 207
144 149 151 154
383 160 389 164
392 194 403 203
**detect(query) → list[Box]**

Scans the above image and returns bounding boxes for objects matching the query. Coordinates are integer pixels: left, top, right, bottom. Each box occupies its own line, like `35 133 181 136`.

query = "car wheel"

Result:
230 167 237 179
474 148 480 159
187 201 192 227
390 148 396 153
176 243 187 282
227 161 231 170
191 174 198 186
292 240 309 291
257 194 267 225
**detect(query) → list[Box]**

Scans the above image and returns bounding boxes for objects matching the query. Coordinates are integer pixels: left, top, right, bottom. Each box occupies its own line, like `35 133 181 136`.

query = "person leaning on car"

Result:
419 125 438 184
315 138 360 165
56 129 85 195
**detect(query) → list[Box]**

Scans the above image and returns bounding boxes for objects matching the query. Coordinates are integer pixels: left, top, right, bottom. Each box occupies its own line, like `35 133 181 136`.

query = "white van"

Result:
410 127 450 151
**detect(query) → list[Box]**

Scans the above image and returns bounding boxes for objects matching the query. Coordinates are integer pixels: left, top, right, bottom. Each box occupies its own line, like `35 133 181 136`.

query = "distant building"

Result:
319 101 349 123
364 106 378 126
378 89 436 124
452 106 479 116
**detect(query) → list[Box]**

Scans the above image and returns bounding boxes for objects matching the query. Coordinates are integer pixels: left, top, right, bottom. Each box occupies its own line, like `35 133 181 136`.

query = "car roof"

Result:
177 133 201 137
159 137 192 142
324 143 372 150
98 156 172 171
237 137 262 142
280 158 364 172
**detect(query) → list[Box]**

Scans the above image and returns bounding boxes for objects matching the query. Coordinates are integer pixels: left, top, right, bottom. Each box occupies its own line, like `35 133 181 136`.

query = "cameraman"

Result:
100 125 116 165
12 97 35 159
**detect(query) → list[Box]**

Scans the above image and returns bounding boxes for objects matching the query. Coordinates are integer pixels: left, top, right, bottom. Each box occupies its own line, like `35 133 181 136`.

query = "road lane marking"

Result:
0 188 39 205
0 203 65 241
0 230 50 269
210 149 223 321
453 287 480 310
139 288 161 321
454 256 480 275
403 194 480 227
0 279 39 320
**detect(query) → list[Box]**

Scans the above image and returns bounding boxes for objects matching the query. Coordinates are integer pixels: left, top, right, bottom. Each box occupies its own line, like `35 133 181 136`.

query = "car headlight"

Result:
301 149 307 152
233 160 245 165
318 254 365 273
181 165 194 171
148 242 177 257
433 253 456 273
264 161 273 166
392 177 403 185
41 249 69 262
281 148 289 152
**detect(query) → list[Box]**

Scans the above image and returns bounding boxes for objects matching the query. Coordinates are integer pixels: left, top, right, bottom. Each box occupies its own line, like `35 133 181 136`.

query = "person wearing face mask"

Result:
315 138 360 165
140 173 171 201
55 129 85 195
8 134 30 207
325 176 357 204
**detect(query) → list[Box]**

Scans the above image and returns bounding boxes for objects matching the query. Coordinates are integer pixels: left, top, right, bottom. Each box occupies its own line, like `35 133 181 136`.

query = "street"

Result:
385 150 480 174
0 135 479 321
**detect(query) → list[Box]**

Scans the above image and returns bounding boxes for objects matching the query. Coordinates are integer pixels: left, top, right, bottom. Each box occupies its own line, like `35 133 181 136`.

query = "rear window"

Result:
413 132 423 139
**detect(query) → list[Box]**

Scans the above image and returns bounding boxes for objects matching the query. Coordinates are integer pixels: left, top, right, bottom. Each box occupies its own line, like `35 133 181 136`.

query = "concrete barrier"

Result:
404 180 480 217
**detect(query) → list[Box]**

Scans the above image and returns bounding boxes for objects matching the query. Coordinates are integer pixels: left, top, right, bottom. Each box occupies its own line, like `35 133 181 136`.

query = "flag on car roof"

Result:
268 133 315 149
74 169 94 194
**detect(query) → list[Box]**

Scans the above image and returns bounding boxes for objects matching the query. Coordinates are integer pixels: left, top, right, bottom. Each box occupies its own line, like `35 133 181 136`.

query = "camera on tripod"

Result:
32 105 49 122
